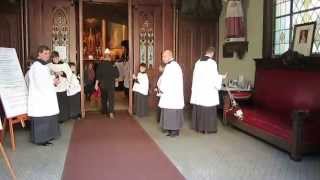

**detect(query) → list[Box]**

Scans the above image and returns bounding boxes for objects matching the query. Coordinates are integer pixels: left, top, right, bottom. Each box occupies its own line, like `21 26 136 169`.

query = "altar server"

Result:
48 51 73 123
158 50 184 137
132 63 149 117
67 62 81 119
28 45 60 146
190 47 227 133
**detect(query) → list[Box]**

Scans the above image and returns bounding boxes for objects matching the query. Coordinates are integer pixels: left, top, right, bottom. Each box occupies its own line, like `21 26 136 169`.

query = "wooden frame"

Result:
79 0 133 115
2 114 29 151
292 22 316 56
0 117 17 180
0 142 16 180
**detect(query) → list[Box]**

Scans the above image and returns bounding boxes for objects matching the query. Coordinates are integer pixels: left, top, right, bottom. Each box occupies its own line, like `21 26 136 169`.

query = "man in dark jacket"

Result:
95 57 119 118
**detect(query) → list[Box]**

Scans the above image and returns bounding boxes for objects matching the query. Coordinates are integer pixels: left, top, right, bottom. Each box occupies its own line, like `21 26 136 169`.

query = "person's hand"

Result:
222 73 228 79
132 74 136 79
53 77 60 87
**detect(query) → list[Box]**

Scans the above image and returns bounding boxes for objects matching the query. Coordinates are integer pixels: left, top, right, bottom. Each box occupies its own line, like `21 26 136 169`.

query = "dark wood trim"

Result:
75 0 80 73
24 0 29 63
254 57 320 71
132 0 162 6
263 0 273 58
291 110 308 161
20 0 25 72
128 0 133 114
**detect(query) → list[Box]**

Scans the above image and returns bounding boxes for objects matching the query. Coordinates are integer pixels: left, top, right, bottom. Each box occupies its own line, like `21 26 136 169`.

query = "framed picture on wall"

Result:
292 22 316 56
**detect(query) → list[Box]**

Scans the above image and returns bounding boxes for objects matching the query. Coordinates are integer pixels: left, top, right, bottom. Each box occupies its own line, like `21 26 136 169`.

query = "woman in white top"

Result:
132 63 149 117
67 62 81 119
47 51 72 123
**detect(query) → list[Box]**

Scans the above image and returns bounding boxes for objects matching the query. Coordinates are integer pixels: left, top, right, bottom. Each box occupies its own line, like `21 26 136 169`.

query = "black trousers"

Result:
57 91 70 122
101 88 115 114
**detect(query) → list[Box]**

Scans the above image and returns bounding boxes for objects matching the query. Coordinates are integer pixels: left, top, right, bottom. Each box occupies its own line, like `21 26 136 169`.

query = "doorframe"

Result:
78 0 133 117
128 0 133 114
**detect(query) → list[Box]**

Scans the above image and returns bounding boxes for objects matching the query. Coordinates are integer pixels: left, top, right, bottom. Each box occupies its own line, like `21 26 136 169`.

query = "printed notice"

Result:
0 47 28 118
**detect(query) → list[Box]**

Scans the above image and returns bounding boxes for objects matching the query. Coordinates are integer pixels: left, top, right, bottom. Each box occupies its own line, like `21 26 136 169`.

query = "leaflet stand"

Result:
2 114 29 151
0 118 17 180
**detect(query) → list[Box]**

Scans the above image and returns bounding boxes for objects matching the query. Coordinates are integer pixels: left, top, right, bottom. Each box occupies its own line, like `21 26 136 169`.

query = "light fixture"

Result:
104 48 111 54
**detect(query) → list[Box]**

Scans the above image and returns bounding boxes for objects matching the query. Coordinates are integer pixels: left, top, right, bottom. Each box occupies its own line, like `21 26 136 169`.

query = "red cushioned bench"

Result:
224 57 320 161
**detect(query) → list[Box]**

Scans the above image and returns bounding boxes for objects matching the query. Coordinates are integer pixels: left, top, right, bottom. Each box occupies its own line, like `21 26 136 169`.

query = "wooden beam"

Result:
263 0 273 58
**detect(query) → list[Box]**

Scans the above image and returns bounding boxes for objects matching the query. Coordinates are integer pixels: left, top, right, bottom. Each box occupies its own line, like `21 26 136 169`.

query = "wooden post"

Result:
0 142 16 180
291 110 309 161
2 114 29 151
0 116 16 180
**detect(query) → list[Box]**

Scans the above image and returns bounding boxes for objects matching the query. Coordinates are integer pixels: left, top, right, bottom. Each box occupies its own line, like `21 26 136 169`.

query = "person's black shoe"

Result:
166 130 172 136
37 141 52 146
46 142 53 145
37 142 48 146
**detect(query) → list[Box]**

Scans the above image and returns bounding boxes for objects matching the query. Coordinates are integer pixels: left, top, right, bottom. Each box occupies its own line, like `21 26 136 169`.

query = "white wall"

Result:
218 0 264 84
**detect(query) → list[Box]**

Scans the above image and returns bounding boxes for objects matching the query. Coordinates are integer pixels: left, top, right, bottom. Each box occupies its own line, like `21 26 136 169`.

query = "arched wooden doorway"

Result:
78 0 133 117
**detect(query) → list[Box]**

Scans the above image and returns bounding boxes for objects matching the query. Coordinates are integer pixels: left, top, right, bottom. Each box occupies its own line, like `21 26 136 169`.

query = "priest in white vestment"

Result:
28 45 60 145
190 47 227 133
158 50 184 137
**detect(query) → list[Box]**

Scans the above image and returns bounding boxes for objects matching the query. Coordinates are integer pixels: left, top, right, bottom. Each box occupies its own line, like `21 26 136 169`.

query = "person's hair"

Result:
205 46 215 55
51 51 60 59
140 63 147 68
37 45 50 55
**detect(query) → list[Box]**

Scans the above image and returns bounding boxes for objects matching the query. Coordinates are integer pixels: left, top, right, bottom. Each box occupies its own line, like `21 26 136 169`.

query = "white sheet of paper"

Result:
0 47 28 118
54 46 67 61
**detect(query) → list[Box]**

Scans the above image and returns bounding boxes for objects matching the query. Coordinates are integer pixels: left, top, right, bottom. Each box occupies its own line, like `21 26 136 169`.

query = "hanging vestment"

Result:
225 0 245 39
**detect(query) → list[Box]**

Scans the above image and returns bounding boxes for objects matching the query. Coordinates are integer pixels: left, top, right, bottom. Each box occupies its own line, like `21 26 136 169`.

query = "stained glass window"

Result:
273 0 320 55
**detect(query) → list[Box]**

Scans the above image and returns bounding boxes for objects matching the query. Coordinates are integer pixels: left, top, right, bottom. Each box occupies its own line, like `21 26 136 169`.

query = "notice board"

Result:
0 47 28 118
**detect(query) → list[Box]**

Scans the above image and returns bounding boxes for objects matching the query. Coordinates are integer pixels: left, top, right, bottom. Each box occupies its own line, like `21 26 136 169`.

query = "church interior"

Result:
82 2 129 112
0 0 320 180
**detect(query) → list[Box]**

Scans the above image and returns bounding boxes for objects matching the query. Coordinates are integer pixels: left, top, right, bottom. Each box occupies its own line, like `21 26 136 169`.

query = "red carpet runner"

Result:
62 111 185 180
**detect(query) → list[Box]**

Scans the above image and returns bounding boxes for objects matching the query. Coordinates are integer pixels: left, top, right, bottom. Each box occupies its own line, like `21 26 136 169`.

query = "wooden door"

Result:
0 1 23 69
178 19 218 104
132 4 163 108
28 0 76 62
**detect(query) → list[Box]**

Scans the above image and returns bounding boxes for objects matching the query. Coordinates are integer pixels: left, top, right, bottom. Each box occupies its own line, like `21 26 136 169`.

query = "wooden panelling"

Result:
132 0 174 108
162 0 173 50
0 13 22 59
178 18 218 104
263 0 273 58
132 0 162 6
0 1 22 68
133 4 162 107
28 0 76 61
